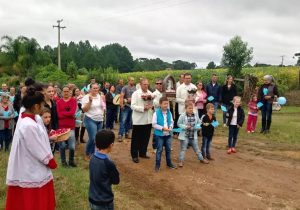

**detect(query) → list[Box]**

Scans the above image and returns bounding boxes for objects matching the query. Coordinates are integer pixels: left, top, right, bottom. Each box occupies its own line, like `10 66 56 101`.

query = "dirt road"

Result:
108 135 300 210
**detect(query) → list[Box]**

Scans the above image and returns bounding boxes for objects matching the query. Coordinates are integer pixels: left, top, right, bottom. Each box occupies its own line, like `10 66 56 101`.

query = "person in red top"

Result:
56 86 77 167
246 94 259 133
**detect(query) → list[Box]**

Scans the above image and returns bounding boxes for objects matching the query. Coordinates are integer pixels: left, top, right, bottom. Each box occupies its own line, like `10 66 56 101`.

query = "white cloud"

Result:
0 0 299 67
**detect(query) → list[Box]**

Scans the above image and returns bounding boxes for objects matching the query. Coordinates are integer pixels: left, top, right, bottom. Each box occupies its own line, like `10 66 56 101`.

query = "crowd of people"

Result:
2 73 279 210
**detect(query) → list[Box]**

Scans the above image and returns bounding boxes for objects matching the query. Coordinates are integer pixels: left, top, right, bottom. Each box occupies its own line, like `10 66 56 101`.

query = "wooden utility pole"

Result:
53 19 66 70
280 55 285 66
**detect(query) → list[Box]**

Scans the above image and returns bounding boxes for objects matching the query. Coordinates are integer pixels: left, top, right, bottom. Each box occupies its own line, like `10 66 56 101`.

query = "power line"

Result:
53 19 66 70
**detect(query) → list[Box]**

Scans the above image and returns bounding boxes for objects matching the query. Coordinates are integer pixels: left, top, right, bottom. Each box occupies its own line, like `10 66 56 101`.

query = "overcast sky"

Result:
1 0 299 68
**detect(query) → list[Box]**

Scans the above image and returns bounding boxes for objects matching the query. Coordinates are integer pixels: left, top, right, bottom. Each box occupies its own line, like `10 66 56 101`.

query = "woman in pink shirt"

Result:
56 86 77 167
195 80 207 119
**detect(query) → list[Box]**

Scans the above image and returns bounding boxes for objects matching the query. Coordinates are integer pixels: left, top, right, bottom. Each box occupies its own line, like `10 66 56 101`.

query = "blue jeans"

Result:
228 125 239 148
59 130 76 162
85 116 103 156
90 202 114 210
213 102 219 116
179 139 203 161
118 106 132 136
156 135 173 167
222 104 230 124
201 136 212 158
152 134 158 149
261 102 273 130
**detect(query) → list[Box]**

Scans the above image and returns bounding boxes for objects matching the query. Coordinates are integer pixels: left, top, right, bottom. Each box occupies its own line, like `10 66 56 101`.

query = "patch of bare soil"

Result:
108 133 300 210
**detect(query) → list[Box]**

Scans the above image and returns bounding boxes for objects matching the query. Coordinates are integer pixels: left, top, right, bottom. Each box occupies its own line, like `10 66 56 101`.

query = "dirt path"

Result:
107 133 300 210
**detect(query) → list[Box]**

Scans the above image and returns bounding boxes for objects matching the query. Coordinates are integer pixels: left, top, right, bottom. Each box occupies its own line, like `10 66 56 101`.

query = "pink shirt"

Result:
195 90 207 109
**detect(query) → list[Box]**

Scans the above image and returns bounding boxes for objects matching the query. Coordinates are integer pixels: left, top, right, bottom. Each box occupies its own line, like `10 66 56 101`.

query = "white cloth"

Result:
82 94 105 121
136 83 141 90
230 108 238 125
152 111 174 136
176 81 182 89
152 89 163 109
6 116 53 188
131 89 154 125
176 83 197 114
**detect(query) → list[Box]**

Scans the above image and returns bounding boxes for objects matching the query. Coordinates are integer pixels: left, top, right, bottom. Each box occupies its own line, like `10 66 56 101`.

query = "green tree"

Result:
295 53 300 66
173 60 196 70
66 61 78 79
206 61 216 69
0 35 51 77
98 43 134 73
221 36 253 77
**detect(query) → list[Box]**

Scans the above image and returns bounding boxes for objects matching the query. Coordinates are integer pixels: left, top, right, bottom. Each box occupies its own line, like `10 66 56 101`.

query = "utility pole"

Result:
53 19 66 70
280 55 285 66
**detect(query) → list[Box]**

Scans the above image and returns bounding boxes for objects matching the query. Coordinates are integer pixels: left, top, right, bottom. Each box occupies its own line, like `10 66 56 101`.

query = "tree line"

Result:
0 35 197 79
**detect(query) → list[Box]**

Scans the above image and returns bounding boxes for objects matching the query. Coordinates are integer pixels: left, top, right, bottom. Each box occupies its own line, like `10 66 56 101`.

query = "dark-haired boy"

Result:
89 130 120 210
152 97 176 172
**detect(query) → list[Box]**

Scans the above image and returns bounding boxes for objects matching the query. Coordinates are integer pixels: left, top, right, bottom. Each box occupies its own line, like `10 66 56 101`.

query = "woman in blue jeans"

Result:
82 83 105 159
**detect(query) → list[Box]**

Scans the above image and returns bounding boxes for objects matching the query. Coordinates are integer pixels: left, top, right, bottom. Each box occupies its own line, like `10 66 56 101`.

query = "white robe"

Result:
6 114 53 188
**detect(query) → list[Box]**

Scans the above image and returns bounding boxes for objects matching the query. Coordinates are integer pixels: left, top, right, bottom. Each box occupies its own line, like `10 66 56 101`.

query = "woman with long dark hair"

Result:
221 75 237 126
6 86 57 210
105 85 118 130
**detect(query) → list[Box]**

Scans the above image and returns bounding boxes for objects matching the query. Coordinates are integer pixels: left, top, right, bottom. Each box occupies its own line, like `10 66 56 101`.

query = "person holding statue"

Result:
130 78 154 163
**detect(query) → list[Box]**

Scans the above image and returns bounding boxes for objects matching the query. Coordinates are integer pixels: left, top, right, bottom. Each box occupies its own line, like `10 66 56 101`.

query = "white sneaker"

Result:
223 124 227 127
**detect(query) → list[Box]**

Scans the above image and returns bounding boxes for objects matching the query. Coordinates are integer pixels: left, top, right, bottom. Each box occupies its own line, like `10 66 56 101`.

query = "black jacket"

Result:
221 84 237 105
44 100 59 130
105 93 118 110
201 114 216 137
226 105 245 127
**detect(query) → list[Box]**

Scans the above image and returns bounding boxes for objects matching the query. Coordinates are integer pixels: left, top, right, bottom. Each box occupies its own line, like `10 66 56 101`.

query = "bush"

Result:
87 67 119 85
35 64 69 85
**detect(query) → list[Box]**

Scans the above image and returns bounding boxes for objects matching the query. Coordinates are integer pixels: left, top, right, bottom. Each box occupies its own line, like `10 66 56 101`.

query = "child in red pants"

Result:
247 95 259 133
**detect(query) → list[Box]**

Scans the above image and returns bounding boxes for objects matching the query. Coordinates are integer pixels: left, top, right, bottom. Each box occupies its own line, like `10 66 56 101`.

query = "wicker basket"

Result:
54 129 71 142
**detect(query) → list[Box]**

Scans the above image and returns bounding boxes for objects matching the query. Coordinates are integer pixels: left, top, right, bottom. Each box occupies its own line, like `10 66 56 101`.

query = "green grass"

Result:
214 106 300 144
0 106 299 209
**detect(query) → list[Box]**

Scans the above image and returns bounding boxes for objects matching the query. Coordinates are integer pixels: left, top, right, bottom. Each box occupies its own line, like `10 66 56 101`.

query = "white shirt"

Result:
82 94 105 121
152 89 163 109
7 116 53 188
131 89 154 125
176 83 197 114
230 108 238 125
152 110 174 136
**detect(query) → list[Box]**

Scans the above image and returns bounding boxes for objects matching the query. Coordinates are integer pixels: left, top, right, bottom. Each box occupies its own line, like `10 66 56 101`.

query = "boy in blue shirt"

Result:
89 130 120 210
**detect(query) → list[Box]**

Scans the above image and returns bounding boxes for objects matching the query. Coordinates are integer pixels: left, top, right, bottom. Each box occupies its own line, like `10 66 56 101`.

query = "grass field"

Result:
0 106 299 209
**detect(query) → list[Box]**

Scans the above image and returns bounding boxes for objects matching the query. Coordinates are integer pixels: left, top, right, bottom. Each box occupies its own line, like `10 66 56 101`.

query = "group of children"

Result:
153 95 248 171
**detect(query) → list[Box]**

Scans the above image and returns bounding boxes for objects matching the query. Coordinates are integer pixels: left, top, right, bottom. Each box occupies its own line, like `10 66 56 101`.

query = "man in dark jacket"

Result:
206 74 222 117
